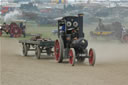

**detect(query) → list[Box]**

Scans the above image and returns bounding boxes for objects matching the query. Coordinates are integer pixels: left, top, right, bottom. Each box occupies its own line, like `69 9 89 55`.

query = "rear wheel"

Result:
35 46 41 59
54 39 63 63
89 48 96 66
69 48 76 66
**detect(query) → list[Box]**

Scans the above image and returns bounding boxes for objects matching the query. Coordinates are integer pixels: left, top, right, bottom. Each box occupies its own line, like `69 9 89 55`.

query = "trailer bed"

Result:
19 40 54 47
19 39 55 59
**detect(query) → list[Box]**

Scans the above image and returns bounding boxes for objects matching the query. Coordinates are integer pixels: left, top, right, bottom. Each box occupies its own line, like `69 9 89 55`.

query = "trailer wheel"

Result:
0 30 2 36
35 46 41 59
23 44 28 56
89 48 96 66
69 48 76 66
54 38 64 63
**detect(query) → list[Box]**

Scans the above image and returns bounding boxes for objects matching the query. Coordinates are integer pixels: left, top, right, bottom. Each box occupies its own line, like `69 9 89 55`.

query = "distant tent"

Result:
56 0 65 4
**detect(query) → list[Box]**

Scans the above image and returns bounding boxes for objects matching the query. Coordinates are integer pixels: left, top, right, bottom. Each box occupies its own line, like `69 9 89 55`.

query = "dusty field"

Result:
0 37 128 85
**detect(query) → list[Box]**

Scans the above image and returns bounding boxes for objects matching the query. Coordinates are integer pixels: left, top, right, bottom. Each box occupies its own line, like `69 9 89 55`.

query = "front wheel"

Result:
89 48 96 66
69 48 76 66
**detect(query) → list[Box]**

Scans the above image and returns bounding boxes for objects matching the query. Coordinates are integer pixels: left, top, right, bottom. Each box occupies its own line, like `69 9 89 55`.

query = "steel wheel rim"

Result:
69 50 73 64
89 49 94 65
54 40 60 61
69 49 75 65
23 44 27 56
36 46 41 59
69 48 76 66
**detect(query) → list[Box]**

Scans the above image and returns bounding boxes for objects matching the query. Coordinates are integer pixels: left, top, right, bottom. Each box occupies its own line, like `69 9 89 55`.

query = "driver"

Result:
66 29 78 41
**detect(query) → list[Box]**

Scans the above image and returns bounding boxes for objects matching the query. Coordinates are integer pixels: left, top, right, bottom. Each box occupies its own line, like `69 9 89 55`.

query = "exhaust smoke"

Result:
4 9 22 23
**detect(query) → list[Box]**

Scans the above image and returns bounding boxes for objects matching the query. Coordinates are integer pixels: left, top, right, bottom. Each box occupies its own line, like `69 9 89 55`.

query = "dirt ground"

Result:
0 37 128 85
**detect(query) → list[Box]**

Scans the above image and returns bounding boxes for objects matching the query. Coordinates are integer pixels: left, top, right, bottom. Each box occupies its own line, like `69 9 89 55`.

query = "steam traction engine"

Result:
0 20 26 38
54 14 96 66
90 19 128 42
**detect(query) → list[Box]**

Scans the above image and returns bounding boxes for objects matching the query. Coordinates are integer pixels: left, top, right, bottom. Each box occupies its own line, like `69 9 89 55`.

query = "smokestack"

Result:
78 14 84 38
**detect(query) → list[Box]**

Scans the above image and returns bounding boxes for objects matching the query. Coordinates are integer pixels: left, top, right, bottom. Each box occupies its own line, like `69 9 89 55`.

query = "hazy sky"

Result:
1 0 126 2
0 0 76 1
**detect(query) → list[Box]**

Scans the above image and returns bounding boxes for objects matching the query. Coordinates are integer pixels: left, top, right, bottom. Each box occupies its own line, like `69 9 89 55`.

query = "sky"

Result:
0 0 127 2
0 0 83 2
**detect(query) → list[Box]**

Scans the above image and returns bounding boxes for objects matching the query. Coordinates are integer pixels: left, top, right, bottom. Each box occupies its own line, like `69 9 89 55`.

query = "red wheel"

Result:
54 39 63 63
69 48 76 66
10 28 22 38
9 23 22 38
14 28 22 37
0 30 2 36
54 40 60 61
123 34 128 42
89 48 96 66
